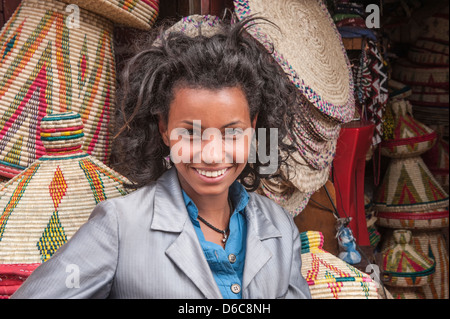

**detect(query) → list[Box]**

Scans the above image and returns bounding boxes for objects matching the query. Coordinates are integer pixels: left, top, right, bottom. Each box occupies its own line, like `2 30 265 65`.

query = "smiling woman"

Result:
11 15 312 300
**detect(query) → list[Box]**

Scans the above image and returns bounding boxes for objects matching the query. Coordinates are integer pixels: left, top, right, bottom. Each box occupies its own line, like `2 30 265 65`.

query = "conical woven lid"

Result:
61 0 159 30
0 112 131 264
0 0 116 179
374 156 449 213
380 100 437 158
234 0 355 123
382 230 435 287
300 231 378 299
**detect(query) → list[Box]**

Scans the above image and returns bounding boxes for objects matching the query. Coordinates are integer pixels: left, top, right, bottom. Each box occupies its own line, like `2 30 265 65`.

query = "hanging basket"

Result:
300 231 378 299
0 0 116 178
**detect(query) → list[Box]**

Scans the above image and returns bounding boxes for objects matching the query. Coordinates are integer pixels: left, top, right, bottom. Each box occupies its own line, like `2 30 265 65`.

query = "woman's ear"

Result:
158 116 170 147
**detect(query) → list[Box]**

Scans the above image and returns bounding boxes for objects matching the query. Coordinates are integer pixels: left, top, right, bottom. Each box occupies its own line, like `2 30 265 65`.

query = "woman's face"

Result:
159 86 257 199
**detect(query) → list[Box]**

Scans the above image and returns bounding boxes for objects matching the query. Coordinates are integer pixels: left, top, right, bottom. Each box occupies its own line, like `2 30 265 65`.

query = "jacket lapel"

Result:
150 168 222 299
242 197 282 293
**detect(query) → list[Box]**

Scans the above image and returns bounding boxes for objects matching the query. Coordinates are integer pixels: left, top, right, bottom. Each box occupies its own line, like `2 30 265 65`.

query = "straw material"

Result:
257 177 313 217
374 156 449 213
420 12 449 44
0 112 131 264
380 100 438 158
382 230 435 287
234 0 355 123
61 0 159 30
382 229 449 299
414 39 449 55
423 137 449 193
300 231 378 299
392 59 449 90
409 85 449 108
407 48 449 67
377 208 449 230
387 286 426 299
0 0 116 179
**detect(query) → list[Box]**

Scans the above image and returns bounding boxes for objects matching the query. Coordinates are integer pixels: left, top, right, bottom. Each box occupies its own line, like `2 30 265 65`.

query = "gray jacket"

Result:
12 168 311 299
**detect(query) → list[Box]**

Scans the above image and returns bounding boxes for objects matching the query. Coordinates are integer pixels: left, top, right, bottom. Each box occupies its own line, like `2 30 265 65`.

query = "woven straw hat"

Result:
0 0 116 178
0 112 131 265
300 231 378 299
234 0 355 123
382 230 435 287
374 156 449 214
61 0 159 30
380 99 438 158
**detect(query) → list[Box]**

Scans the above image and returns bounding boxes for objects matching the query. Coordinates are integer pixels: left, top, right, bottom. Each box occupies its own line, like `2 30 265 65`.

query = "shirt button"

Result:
231 283 241 294
228 254 236 263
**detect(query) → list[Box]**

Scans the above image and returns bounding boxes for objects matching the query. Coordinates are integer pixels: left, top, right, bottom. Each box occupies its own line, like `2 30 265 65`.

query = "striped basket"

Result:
423 137 449 193
0 0 116 179
300 231 378 299
0 112 131 297
381 229 449 299
407 47 449 67
61 0 159 30
414 39 449 55
374 156 449 215
409 85 449 108
382 230 435 287
392 59 449 90
380 99 437 158
386 286 426 299
420 13 449 44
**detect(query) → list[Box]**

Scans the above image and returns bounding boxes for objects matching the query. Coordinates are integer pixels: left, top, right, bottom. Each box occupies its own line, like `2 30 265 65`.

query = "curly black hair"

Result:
111 16 299 192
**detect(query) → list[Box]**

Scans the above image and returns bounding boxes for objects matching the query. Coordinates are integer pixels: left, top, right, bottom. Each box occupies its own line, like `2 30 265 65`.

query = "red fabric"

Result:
0 263 40 298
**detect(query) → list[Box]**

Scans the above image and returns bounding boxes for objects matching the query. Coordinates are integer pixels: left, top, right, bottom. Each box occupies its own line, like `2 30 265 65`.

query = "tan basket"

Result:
0 0 116 178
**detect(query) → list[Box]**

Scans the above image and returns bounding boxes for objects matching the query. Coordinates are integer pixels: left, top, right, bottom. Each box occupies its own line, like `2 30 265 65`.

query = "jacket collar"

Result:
150 167 283 298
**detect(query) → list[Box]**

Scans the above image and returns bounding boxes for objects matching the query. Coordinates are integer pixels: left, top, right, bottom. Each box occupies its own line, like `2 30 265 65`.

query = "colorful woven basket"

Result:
407 47 449 67
414 38 449 55
392 59 449 90
409 85 449 108
423 137 449 193
374 156 449 215
386 286 426 299
382 230 435 287
0 112 131 266
380 99 438 158
0 0 116 178
61 0 159 30
234 0 355 123
300 231 378 299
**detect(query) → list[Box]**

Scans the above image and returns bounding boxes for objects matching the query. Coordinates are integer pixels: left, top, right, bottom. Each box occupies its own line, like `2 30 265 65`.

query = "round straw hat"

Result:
380 100 438 158
300 231 379 299
234 0 355 123
0 112 131 265
61 0 159 30
382 230 435 287
0 0 116 179
374 156 449 214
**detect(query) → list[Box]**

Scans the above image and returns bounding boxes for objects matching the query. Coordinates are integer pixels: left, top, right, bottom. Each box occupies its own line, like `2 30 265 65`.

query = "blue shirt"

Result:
182 181 249 299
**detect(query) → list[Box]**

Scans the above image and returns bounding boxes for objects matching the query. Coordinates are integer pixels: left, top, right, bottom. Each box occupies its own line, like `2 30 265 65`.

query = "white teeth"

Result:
195 168 227 178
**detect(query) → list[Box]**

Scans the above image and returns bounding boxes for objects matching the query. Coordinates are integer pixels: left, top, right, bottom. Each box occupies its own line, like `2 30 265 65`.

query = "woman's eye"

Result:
224 128 244 137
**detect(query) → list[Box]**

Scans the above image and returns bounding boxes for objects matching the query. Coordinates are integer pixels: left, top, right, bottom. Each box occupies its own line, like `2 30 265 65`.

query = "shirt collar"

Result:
182 181 249 221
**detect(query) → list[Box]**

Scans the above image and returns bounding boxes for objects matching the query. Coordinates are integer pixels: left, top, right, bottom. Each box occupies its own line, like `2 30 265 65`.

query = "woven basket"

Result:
420 13 449 44
407 47 449 67
423 137 449 193
380 100 437 158
0 112 131 265
0 0 116 179
374 156 449 214
61 0 159 30
300 231 378 299
382 230 435 287
392 59 449 90
414 39 449 55
381 229 449 299
387 286 426 299
233 0 355 123
409 85 449 108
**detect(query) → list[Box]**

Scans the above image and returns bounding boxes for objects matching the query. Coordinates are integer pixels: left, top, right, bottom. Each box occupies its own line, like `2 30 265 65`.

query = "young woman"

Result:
11 16 311 299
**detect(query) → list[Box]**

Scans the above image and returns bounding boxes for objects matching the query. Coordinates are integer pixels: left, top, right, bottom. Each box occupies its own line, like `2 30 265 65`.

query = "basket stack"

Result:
0 112 131 298
300 231 378 299
375 98 449 299
391 11 449 140
234 0 355 216
0 0 160 180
